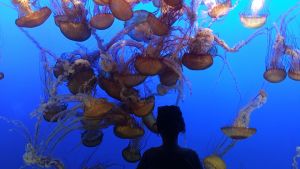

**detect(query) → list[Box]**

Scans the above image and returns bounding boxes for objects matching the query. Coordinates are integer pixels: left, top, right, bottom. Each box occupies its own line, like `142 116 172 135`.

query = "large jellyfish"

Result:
239 0 268 28
11 0 51 27
221 90 267 140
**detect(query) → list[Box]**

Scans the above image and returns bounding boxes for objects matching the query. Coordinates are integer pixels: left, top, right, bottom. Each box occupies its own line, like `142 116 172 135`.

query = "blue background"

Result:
0 0 300 168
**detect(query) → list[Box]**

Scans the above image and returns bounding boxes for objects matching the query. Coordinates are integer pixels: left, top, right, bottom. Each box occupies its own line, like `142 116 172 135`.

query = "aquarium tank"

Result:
0 0 300 168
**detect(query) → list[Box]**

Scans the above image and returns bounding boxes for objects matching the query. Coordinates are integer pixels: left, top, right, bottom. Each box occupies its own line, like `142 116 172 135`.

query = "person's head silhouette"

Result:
156 105 185 147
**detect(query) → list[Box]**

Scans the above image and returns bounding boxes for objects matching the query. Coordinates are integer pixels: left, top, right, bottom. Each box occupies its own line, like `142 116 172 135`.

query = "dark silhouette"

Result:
137 105 203 169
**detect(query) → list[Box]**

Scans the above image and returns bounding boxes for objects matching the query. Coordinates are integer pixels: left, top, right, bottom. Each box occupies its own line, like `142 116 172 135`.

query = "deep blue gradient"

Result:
0 0 300 168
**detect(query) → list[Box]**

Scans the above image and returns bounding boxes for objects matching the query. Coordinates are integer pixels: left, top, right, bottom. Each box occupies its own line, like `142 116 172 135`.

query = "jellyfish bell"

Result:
134 56 164 76
114 121 145 139
122 146 142 163
83 97 114 120
81 130 104 147
53 59 71 79
98 77 123 100
221 126 257 140
43 103 67 122
263 68 287 83
147 13 169 36
159 66 179 86
113 72 147 88
12 0 52 28
90 13 115 30
203 155 226 169
207 0 231 19
0 72 4 80
130 96 155 117
109 0 133 21
67 59 97 94
240 14 267 29
55 15 92 41
288 69 300 81
182 53 214 70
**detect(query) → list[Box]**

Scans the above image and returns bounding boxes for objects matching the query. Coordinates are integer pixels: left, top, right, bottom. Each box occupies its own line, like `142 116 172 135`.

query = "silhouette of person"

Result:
137 105 203 169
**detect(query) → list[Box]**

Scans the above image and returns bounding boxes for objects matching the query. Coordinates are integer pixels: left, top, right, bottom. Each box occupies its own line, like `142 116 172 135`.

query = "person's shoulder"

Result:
143 147 162 155
179 147 199 156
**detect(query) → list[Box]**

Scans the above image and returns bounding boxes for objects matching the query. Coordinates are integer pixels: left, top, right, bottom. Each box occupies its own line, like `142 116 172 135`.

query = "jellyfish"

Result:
202 0 234 20
287 50 300 81
292 146 300 169
128 96 155 117
43 102 67 122
113 117 145 139
221 90 267 140
239 0 268 29
122 137 144 163
142 111 158 133
11 0 51 28
81 130 104 147
0 72 4 80
109 0 133 21
67 59 97 95
52 0 91 41
90 4 114 30
264 3 300 83
203 155 226 169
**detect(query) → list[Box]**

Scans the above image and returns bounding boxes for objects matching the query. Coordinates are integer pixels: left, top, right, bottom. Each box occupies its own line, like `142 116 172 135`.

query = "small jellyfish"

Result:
11 0 51 28
221 90 267 140
203 155 226 169
113 118 145 139
122 138 144 163
204 0 232 19
67 59 97 95
240 0 268 29
109 0 133 21
0 72 4 80
288 53 300 81
81 130 104 147
90 4 114 30
43 102 67 122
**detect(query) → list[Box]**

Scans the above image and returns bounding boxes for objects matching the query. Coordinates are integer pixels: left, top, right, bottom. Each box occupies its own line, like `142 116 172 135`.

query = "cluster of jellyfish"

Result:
2 0 300 168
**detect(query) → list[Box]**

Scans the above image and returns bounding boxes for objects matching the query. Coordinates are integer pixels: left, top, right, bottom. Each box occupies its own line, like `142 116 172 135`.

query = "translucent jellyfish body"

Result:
109 0 133 21
240 0 268 28
182 28 215 70
122 138 143 163
81 130 104 147
53 0 91 41
205 0 232 19
12 0 51 28
90 5 114 30
114 117 145 139
203 155 226 169
67 59 97 95
43 102 67 122
221 90 267 140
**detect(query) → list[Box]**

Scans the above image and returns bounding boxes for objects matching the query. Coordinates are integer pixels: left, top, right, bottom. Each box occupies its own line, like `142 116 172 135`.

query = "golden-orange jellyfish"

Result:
122 138 143 163
129 96 155 117
221 90 267 140
240 0 268 28
182 28 215 70
53 0 91 41
205 0 232 19
67 59 97 95
43 102 67 122
90 4 115 30
288 57 300 81
114 118 145 139
147 13 170 36
12 0 51 28
81 130 104 147
109 0 133 21
203 155 226 169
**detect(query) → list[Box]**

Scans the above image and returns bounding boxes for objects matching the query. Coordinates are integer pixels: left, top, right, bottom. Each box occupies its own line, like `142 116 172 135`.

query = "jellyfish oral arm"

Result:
214 27 266 52
285 47 300 60
233 90 267 127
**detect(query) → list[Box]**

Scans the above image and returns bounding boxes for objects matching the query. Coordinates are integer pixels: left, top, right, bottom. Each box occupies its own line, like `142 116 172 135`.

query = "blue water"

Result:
0 0 300 168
